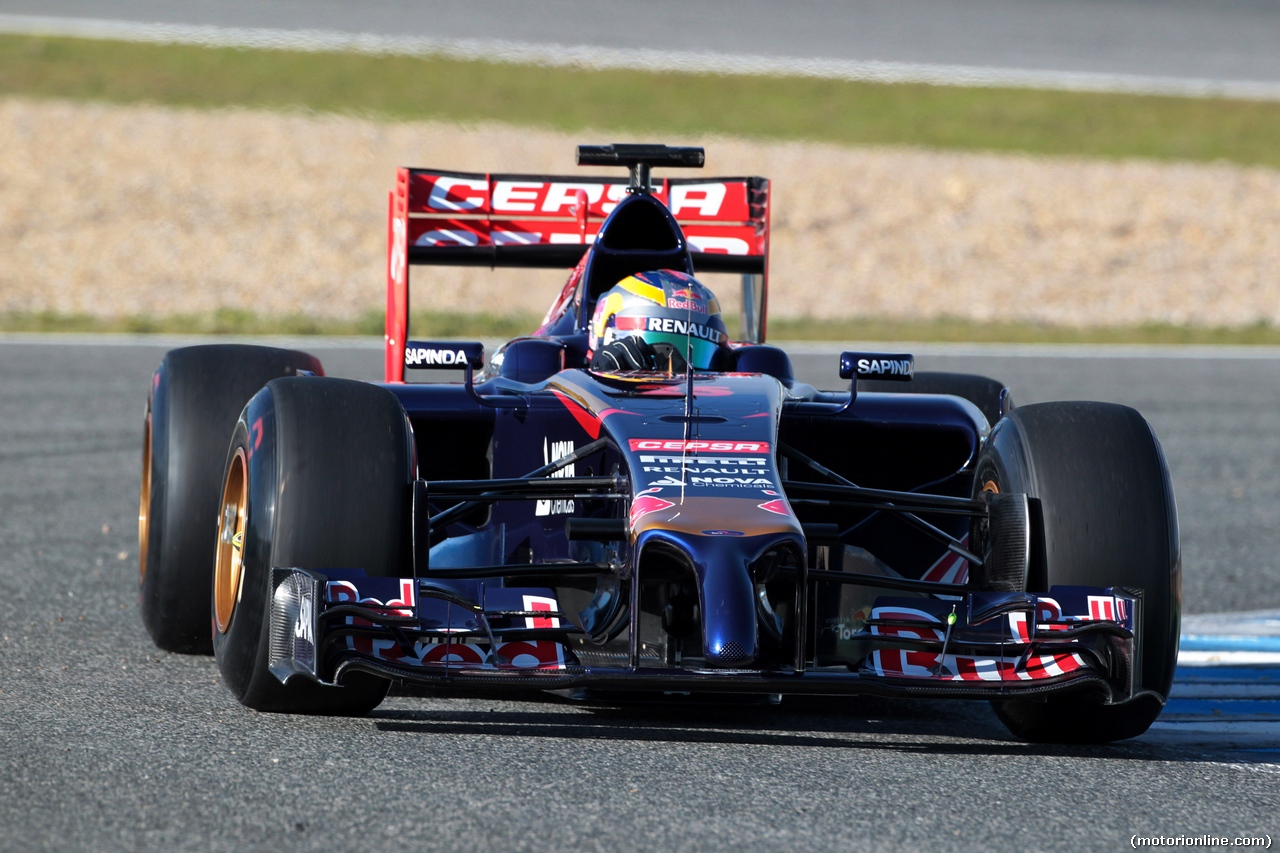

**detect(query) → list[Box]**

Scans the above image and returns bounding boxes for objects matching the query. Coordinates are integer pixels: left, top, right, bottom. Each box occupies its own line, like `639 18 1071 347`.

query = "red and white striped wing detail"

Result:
920 535 971 585
869 651 1087 681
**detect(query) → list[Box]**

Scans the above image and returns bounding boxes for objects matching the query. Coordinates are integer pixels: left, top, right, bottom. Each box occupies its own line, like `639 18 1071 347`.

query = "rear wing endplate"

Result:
385 168 770 381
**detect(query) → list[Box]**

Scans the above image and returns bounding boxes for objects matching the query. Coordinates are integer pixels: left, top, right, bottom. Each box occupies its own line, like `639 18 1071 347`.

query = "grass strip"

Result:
3 34 1280 168
0 309 534 339
7 310 1280 346
767 317 1280 345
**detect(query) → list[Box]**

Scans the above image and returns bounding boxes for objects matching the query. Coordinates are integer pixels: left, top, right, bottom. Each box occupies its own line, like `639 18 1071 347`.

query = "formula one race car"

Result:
138 144 1180 743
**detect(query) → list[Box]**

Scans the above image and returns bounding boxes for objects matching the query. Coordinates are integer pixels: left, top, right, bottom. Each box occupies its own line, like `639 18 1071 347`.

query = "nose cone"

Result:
637 524 803 669
695 535 759 667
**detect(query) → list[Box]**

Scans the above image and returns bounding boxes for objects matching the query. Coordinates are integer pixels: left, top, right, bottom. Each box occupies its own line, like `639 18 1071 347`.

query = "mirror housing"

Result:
839 351 915 381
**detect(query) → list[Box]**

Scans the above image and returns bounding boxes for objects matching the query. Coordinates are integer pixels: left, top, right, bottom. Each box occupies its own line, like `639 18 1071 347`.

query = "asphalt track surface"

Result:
3 0 1280 88
2 336 1278 851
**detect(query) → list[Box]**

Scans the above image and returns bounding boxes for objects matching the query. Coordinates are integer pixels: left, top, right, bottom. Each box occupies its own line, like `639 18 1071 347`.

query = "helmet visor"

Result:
613 314 727 370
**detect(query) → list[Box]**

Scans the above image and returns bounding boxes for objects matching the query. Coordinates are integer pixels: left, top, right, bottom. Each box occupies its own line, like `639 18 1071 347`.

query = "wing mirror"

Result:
838 351 914 409
403 341 485 371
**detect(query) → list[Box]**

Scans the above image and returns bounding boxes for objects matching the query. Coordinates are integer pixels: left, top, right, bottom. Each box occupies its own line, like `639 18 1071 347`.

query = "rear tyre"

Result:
212 377 415 714
977 402 1180 743
860 371 1010 426
139 345 323 653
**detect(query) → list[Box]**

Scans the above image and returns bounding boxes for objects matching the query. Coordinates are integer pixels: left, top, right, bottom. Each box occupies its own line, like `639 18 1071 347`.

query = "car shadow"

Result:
370 689 1198 762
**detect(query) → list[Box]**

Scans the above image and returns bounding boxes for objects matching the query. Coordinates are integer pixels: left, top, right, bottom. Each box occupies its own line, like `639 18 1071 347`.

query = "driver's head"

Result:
589 270 729 371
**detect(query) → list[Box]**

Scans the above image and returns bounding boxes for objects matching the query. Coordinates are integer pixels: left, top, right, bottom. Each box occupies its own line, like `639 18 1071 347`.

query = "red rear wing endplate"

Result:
385 168 770 381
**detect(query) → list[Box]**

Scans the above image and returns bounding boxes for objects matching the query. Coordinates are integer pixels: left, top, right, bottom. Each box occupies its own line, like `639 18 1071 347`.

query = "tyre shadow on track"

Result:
370 692 1192 761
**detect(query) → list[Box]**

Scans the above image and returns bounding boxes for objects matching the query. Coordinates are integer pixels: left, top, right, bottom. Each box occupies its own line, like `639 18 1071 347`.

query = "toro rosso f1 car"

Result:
138 144 1180 743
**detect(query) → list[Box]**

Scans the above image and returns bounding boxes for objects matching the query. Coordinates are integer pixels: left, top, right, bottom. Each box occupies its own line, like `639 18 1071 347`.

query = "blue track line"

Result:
1162 698 1280 718
1181 635 1280 653
1175 667 1280 683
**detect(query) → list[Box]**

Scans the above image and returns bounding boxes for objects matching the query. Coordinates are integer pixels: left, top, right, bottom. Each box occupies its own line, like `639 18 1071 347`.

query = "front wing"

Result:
267 568 1147 705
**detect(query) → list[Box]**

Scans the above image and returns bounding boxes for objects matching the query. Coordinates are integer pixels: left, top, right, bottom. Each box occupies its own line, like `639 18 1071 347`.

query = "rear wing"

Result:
385 168 770 381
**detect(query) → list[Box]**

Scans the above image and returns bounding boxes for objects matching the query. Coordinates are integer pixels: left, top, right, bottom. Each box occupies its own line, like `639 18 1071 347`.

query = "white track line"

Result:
9 334 1280 359
1145 663 1280 746
778 342 1280 360
1144 721 1280 741
3 13 1280 101
1178 651 1280 667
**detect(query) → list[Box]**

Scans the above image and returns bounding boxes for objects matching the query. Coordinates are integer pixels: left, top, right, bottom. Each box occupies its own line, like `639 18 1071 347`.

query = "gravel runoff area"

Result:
3 96 1280 327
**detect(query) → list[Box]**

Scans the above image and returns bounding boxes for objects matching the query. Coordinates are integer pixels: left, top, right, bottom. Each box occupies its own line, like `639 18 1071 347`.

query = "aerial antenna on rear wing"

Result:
575 143 705 194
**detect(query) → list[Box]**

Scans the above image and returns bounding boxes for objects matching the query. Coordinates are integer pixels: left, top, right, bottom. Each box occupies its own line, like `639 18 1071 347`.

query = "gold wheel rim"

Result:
138 413 152 584
214 448 248 634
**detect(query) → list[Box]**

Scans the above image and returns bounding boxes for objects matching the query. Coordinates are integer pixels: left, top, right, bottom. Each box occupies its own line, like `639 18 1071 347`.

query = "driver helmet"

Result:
589 269 730 371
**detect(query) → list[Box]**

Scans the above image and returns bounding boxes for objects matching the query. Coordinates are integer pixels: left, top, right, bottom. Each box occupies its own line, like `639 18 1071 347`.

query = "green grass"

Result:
766 317 1280 345
0 309 538 339
4 34 1280 167
7 310 1280 346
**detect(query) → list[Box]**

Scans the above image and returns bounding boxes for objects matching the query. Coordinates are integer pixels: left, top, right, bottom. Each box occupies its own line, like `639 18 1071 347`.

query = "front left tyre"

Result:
139 345 324 654
975 402 1181 743
212 376 415 714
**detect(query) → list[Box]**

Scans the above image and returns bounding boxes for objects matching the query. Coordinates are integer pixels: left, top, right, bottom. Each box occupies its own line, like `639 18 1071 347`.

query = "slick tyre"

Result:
976 402 1180 743
212 377 414 715
139 345 324 654
860 371 1010 426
